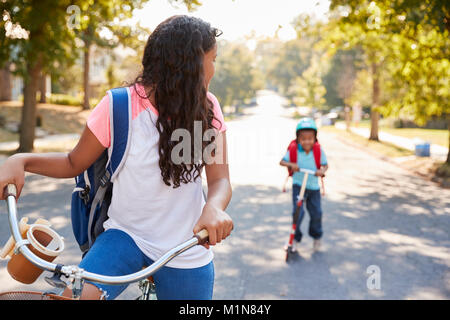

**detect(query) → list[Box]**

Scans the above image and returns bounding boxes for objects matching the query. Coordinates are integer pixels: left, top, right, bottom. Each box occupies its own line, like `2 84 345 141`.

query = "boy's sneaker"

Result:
313 239 321 251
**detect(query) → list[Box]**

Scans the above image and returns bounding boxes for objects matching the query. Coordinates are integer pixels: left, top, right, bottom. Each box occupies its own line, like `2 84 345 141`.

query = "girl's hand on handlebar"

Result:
193 203 233 249
0 155 26 201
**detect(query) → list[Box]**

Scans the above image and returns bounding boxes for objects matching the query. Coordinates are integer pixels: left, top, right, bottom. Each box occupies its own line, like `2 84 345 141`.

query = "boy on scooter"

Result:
280 118 328 252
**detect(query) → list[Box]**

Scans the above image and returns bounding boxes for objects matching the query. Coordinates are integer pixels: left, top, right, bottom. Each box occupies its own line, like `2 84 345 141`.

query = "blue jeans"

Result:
292 185 323 242
79 229 214 300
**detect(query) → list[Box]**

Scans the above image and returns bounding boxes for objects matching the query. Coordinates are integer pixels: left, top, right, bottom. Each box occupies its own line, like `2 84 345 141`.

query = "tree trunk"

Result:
18 60 41 152
39 72 47 103
344 105 351 132
369 62 380 141
370 110 380 140
83 43 91 110
0 63 12 101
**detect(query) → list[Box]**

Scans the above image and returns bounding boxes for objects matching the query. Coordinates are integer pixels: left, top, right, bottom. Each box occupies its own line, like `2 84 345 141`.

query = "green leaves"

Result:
288 56 326 108
328 0 449 126
0 0 78 79
209 40 263 108
0 0 203 75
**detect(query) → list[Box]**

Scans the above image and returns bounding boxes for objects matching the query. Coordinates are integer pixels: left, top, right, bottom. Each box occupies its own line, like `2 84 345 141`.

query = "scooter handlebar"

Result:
298 168 316 175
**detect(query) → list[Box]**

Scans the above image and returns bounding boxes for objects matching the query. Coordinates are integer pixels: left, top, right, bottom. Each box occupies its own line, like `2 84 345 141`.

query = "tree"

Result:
380 23 449 162
69 1 150 109
0 0 78 152
75 0 201 110
288 55 326 109
0 0 202 152
209 41 263 110
322 57 345 108
330 0 450 162
267 39 312 97
346 69 372 109
325 2 397 140
253 36 283 89
0 63 12 101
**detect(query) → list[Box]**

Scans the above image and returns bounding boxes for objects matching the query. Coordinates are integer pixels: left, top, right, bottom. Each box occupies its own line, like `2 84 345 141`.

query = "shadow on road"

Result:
0 174 448 299
214 182 449 299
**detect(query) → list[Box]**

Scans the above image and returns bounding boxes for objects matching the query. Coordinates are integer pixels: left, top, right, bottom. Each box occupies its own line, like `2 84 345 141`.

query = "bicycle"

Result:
0 183 209 300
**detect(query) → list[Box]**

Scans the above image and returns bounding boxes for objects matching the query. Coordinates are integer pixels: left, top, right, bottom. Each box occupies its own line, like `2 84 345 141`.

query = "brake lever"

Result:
44 264 67 289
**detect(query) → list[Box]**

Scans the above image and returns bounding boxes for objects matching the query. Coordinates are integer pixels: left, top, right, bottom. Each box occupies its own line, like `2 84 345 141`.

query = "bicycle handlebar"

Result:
3 183 209 286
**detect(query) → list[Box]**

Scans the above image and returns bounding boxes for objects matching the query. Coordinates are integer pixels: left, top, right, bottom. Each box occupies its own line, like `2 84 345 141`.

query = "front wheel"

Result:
285 247 290 262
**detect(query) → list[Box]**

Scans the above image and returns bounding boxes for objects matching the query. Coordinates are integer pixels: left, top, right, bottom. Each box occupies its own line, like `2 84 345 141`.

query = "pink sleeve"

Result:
207 92 227 133
87 94 111 148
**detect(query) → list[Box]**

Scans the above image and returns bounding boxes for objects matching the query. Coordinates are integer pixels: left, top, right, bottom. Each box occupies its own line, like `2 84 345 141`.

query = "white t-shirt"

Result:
86 84 227 268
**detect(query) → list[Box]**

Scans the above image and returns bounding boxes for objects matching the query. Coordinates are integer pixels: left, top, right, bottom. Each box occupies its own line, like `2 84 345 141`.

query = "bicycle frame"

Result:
3 184 209 299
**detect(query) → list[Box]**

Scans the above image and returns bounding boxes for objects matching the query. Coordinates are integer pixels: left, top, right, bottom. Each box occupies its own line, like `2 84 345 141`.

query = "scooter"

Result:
285 168 315 262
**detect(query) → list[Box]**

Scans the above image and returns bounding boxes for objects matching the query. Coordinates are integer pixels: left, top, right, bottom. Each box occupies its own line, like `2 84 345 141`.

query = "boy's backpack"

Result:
71 87 132 255
286 140 321 176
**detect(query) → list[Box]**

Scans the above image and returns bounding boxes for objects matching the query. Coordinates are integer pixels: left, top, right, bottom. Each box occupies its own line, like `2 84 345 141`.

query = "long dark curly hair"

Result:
132 15 222 188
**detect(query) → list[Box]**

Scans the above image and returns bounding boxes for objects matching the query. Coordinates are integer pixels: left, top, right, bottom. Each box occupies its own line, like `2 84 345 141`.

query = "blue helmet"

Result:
296 117 317 133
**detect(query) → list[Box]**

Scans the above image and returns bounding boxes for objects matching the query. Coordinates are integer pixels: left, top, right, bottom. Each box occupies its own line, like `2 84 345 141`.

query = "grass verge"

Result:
347 120 448 147
0 101 90 143
321 125 450 188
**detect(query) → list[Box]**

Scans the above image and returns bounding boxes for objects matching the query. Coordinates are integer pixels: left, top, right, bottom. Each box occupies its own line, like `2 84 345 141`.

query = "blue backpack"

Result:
71 87 132 255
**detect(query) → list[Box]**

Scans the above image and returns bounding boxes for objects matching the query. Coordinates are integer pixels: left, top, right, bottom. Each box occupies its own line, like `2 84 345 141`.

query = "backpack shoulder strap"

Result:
288 140 297 163
287 140 297 176
313 141 321 169
105 87 132 182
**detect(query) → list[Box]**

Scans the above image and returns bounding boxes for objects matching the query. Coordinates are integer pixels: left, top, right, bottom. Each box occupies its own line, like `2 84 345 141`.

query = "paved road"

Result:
0 91 449 299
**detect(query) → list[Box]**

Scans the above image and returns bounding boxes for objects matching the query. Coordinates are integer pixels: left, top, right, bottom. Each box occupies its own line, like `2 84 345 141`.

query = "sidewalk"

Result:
335 123 448 161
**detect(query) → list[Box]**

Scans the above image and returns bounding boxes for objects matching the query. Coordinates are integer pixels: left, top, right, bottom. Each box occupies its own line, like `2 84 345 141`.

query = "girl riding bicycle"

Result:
0 15 233 300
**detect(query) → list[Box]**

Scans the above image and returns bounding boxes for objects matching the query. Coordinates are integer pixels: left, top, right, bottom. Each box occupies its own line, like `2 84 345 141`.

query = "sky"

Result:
133 0 331 42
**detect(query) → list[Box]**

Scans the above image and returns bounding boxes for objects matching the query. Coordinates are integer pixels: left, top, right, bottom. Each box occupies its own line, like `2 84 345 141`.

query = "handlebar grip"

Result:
3 184 17 199
194 229 209 245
